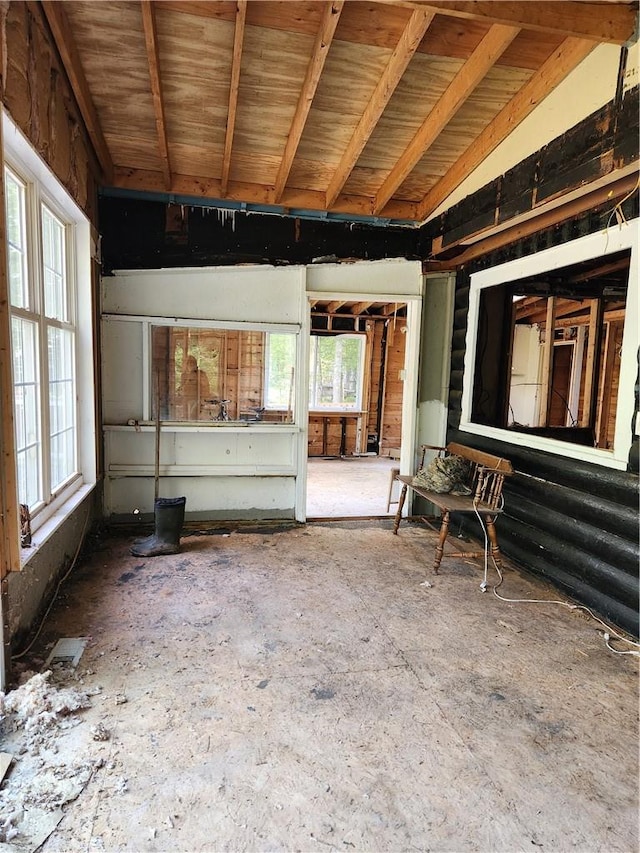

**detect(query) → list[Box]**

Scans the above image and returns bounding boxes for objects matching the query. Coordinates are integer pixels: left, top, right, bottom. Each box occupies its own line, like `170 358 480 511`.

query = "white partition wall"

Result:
102 265 306 521
102 259 423 522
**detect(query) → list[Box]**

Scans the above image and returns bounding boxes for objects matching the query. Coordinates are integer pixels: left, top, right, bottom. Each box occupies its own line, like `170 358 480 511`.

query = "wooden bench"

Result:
392 442 513 573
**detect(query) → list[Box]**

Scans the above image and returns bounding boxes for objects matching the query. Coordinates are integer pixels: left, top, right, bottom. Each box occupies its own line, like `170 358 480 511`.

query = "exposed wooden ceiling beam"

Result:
380 302 405 317
417 36 597 221
141 0 171 191
327 300 347 313
374 23 519 215
112 166 419 220
221 0 247 197
570 257 630 283
40 0 114 181
274 1 344 203
325 7 435 209
554 307 625 329
351 301 375 315
376 1 636 44
516 297 586 322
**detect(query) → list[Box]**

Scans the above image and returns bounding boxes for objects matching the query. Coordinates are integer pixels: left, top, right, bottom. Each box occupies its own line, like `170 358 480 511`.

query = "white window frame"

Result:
308 332 367 412
461 219 638 470
4 111 96 543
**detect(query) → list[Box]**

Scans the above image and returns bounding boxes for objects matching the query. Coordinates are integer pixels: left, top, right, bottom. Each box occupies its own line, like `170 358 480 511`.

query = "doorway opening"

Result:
305 299 408 518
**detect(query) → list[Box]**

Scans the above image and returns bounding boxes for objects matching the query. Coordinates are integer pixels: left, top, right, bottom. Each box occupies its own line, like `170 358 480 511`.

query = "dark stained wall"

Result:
99 197 419 272
445 200 639 637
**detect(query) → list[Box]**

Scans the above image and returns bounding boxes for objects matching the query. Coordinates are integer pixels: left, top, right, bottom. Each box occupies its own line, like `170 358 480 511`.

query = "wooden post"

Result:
537 297 556 426
581 298 604 429
595 321 619 446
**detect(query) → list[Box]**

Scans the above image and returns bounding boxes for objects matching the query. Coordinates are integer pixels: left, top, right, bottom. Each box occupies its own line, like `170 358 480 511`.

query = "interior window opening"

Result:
308 333 366 412
472 249 630 449
151 326 297 423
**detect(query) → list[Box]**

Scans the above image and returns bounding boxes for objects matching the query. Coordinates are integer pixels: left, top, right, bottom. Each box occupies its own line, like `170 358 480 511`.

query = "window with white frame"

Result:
461 221 638 469
3 107 96 541
6 164 78 514
308 333 366 411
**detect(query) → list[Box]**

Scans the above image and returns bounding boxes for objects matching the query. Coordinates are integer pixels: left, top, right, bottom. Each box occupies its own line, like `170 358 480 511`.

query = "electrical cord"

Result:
473 503 639 657
11 504 93 661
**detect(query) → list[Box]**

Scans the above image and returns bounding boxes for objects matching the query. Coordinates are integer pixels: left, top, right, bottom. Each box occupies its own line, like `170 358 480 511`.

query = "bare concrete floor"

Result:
306 457 400 518
3 522 639 852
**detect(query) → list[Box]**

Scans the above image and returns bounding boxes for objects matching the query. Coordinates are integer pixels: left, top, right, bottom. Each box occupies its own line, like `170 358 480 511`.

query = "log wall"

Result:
447 201 639 637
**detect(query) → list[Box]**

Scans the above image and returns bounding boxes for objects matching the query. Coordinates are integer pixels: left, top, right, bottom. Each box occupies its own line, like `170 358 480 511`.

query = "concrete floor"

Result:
3 521 638 852
306 457 400 518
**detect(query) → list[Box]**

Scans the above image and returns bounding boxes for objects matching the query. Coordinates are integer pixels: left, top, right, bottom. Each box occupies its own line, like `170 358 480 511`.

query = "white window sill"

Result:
20 483 96 569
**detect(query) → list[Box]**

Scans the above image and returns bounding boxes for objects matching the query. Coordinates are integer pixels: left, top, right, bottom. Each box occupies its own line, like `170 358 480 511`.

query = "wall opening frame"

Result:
461 219 638 470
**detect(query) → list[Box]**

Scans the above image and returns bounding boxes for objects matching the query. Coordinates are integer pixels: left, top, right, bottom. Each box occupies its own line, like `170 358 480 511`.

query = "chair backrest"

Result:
417 442 513 511
447 442 512 510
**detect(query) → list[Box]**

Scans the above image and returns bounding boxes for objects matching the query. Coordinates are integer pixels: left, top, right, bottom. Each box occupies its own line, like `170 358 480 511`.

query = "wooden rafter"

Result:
351 301 375 315
374 23 519 214
221 0 247 197
141 0 171 190
40 0 114 181
554 308 625 329
570 257 630 283
378 1 636 44
417 36 597 221
325 6 435 209
274 0 344 203
327 300 347 313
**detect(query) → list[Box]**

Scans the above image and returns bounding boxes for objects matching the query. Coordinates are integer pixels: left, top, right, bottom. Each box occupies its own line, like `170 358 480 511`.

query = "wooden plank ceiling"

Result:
41 0 636 224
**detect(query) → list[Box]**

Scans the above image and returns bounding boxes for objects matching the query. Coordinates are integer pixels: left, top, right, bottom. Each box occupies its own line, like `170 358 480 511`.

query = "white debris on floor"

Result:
0 670 99 851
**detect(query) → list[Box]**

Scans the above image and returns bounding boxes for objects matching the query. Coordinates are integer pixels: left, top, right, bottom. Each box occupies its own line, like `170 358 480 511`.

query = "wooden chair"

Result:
392 442 513 573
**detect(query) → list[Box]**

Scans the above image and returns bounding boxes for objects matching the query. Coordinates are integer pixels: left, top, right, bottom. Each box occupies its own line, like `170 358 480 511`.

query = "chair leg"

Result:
392 484 408 534
386 466 400 512
434 510 450 574
486 516 503 570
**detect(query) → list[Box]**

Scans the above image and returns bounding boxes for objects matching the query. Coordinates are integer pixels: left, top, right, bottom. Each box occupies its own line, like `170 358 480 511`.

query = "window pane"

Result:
5 169 29 309
48 326 76 488
309 334 365 410
12 317 41 506
42 205 67 321
151 326 295 423
265 333 296 413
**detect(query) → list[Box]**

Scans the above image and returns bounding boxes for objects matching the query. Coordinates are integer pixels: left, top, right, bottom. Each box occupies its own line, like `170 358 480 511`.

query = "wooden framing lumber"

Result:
581 298 604 428
221 0 247 197
538 297 556 426
595 319 619 445
325 6 435 209
40 1 114 182
375 1 636 44
141 0 171 190
274 0 344 202
417 36 597 221
374 23 519 214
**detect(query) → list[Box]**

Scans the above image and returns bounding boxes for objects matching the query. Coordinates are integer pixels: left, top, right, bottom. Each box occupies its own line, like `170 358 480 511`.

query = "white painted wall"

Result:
509 324 541 427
